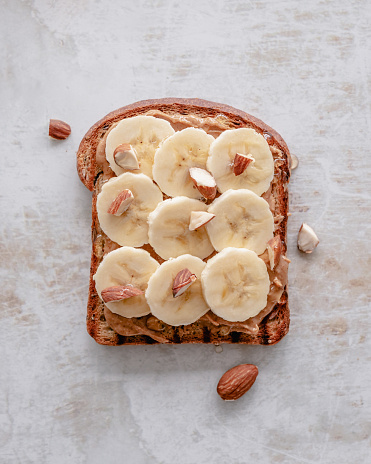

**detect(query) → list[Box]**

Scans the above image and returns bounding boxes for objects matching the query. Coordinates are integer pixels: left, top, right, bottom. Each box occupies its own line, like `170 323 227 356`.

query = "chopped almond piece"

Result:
107 189 134 216
189 211 215 231
233 153 255 176
101 285 143 303
172 268 197 298
189 167 217 200
114 144 140 170
297 223 319 253
267 235 282 270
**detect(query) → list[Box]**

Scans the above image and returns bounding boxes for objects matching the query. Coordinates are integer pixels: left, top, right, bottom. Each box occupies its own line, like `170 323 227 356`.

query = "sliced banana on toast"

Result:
153 127 215 198
146 254 209 326
206 189 274 255
148 196 214 260
207 128 274 195
97 172 163 247
94 247 159 318
105 116 175 178
201 248 270 321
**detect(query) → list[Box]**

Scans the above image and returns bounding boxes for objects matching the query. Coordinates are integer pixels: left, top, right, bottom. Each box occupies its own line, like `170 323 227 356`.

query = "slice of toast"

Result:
77 98 291 345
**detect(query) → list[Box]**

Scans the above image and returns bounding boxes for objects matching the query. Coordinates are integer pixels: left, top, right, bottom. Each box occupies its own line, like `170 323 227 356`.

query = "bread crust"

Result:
77 98 291 346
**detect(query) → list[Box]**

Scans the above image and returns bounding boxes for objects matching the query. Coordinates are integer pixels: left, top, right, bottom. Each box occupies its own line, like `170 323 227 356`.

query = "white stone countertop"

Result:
1 1 370 463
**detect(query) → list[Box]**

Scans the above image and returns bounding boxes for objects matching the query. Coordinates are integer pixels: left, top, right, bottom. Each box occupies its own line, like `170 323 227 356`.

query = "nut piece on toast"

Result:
113 144 140 170
101 285 144 303
233 153 255 176
189 167 217 200
189 211 215 231
172 268 197 298
107 189 134 216
267 236 283 271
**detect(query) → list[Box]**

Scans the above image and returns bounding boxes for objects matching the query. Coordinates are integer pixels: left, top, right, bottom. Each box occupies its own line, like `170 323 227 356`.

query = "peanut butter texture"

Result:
94 110 289 340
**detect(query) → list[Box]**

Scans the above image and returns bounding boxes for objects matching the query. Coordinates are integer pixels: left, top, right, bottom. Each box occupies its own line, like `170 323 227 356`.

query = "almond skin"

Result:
189 167 217 200
194 183 217 200
49 119 71 140
233 153 254 176
107 189 134 215
113 144 140 170
101 285 144 303
267 235 282 270
217 364 258 400
172 268 197 297
189 211 215 231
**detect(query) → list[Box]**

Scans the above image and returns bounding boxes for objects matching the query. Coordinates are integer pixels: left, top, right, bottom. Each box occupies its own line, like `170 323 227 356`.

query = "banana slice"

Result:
94 247 159 318
206 189 274 255
153 127 215 198
97 173 163 247
148 197 214 260
146 254 209 326
106 116 175 178
201 247 270 321
207 128 274 195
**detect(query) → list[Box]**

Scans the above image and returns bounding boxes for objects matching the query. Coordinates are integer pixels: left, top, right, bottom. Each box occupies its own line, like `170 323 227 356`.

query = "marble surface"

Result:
1 0 370 463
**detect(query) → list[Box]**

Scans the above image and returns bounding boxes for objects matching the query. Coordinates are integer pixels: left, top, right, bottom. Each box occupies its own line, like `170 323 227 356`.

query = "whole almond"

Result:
217 364 258 401
49 119 71 140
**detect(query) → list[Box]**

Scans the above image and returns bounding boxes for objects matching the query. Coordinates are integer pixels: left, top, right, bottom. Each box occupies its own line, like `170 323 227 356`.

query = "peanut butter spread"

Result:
94 110 289 342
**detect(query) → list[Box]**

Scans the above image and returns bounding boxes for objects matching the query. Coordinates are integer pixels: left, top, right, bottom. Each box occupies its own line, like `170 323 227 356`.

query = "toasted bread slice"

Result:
77 98 291 345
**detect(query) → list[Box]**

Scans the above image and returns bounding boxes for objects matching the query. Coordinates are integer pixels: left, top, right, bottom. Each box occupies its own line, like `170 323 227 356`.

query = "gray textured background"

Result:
1 0 370 463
